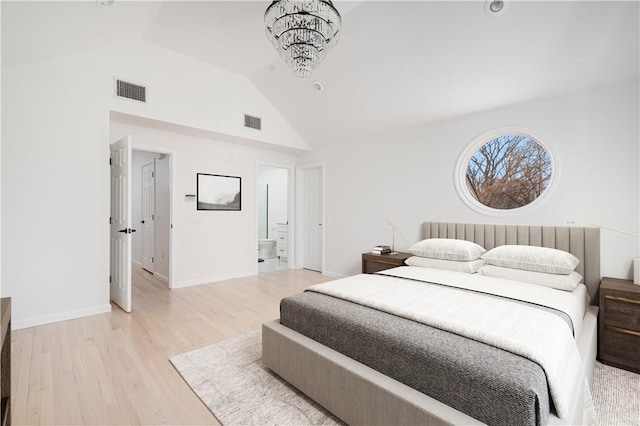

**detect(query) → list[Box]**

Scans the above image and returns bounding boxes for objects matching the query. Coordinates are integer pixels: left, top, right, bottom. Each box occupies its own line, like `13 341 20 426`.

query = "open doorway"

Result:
132 150 171 285
257 164 291 273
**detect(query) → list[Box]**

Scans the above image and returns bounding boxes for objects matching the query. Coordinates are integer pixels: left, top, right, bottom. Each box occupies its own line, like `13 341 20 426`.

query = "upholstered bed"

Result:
262 222 600 425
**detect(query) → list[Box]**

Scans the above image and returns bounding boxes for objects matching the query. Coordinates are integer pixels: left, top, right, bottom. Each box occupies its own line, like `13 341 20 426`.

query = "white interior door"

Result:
110 136 133 312
303 166 323 271
142 162 155 273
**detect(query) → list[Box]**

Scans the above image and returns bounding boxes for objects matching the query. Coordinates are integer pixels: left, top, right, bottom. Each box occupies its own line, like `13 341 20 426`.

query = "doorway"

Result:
295 164 324 272
257 164 291 274
132 150 171 284
141 162 155 272
110 129 176 314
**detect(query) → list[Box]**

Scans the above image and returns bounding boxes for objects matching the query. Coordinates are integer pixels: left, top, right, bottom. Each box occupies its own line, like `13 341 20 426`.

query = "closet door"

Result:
302 166 323 272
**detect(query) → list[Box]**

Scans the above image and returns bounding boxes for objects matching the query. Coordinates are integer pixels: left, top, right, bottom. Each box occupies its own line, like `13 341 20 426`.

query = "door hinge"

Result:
152 257 154 263
109 158 112 166
152 171 155 178
109 217 112 225
109 275 112 283
152 214 155 220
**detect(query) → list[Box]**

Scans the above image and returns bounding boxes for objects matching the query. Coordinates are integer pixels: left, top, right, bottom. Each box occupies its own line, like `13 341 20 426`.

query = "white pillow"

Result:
405 256 486 273
477 264 583 291
481 245 579 274
408 238 486 261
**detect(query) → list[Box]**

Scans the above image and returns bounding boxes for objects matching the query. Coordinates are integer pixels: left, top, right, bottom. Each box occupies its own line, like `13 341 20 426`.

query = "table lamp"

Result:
567 221 640 285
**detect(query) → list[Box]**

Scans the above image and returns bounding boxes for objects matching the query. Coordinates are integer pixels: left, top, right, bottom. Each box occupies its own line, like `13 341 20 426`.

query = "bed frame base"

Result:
263 320 481 425
262 306 598 426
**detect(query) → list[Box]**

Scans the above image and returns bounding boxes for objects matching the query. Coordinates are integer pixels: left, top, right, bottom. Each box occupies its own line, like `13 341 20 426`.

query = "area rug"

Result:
171 330 640 426
592 361 640 426
170 330 342 425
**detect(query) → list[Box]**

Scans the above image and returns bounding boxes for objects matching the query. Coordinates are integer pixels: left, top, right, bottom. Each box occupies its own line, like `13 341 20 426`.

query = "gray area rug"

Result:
170 330 342 425
171 330 639 426
592 362 640 426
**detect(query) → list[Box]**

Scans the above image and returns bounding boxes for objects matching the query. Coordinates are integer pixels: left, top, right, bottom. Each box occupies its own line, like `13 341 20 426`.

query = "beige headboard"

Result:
422 222 601 305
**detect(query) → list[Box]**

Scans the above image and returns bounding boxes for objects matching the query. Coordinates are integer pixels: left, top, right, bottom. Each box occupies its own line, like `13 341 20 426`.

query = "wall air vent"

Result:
244 114 262 130
115 78 147 103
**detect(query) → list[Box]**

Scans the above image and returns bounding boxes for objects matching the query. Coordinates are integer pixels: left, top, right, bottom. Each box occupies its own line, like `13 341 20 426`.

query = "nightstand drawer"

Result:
603 295 640 332
598 277 640 374
361 252 412 274
602 327 640 368
364 261 397 274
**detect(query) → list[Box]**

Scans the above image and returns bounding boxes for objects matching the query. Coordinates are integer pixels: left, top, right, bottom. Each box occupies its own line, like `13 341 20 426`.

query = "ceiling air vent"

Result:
244 114 262 130
115 79 147 103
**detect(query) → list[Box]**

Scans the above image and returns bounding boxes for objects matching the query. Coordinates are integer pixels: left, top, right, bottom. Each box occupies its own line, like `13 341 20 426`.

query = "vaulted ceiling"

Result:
3 1 638 148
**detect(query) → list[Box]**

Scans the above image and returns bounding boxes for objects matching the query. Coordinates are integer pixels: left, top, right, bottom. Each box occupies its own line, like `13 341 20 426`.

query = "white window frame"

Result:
453 127 560 217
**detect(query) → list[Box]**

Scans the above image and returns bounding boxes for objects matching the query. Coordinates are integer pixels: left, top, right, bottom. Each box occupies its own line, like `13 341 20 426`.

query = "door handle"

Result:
141 220 145 224
118 228 137 234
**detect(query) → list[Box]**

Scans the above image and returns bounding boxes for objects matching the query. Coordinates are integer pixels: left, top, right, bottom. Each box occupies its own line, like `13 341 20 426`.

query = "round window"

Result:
454 129 557 216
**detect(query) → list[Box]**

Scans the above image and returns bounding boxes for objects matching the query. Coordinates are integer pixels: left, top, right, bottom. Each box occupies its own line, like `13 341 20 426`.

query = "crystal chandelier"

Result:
264 0 342 78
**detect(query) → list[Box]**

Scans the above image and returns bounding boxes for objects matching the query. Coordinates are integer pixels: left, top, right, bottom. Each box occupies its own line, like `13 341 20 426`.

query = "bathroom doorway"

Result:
257 164 291 273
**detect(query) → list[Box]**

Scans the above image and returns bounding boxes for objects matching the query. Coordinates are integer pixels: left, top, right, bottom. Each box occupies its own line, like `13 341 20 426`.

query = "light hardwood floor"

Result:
11 266 333 425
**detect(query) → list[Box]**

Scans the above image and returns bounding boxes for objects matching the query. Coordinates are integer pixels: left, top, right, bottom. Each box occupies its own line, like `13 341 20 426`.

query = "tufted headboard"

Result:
422 222 601 305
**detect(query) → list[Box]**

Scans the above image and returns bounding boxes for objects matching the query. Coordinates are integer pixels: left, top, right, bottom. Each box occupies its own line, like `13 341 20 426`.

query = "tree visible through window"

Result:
465 135 552 210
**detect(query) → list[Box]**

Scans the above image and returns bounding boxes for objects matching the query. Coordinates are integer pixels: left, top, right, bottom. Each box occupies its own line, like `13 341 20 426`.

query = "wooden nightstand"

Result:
362 252 412 274
599 277 640 373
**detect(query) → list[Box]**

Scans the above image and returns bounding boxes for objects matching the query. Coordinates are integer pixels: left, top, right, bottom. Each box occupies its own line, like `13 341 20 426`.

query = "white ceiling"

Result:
3 1 638 148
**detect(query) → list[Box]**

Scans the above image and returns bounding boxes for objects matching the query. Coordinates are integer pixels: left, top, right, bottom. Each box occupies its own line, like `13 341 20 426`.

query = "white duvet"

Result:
307 266 588 420
381 266 589 338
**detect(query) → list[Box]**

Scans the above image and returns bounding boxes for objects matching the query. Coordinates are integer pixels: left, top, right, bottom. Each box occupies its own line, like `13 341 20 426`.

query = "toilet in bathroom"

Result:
258 239 277 259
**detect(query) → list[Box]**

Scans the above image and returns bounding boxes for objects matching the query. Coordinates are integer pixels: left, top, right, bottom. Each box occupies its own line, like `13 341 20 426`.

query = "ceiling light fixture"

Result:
485 0 507 16
96 0 115 6
489 1 504 13
265 0 342 78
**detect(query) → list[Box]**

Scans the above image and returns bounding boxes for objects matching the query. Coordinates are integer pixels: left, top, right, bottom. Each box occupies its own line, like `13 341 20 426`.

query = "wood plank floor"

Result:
11 266 333 425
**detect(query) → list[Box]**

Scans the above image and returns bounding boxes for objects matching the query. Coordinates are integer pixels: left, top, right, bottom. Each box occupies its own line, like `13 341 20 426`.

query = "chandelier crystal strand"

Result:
265 0 341 78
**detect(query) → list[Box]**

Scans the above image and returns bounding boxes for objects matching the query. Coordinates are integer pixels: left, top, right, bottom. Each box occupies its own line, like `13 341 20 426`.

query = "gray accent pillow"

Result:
481 245 580 274
405 257 486 273
408 238 486 261
478 264 583 291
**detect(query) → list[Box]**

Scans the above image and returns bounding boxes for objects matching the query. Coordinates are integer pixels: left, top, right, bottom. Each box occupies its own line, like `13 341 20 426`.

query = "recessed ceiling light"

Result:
484 0 507 16
312 81 324 92
97 0 115 6
490 1 504 12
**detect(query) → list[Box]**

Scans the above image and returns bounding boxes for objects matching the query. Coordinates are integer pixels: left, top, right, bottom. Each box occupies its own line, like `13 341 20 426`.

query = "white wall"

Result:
297 80 640 280
107 42 309 152
2 40 305 328
0 2 3 298
258 166 288 239
111 120 296 288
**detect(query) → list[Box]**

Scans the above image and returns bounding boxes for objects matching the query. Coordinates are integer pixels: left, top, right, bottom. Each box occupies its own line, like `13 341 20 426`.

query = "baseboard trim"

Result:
154 272 169 283
132 258 142 266
173 270 256 289
13 304 112 330
322 270 348 279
